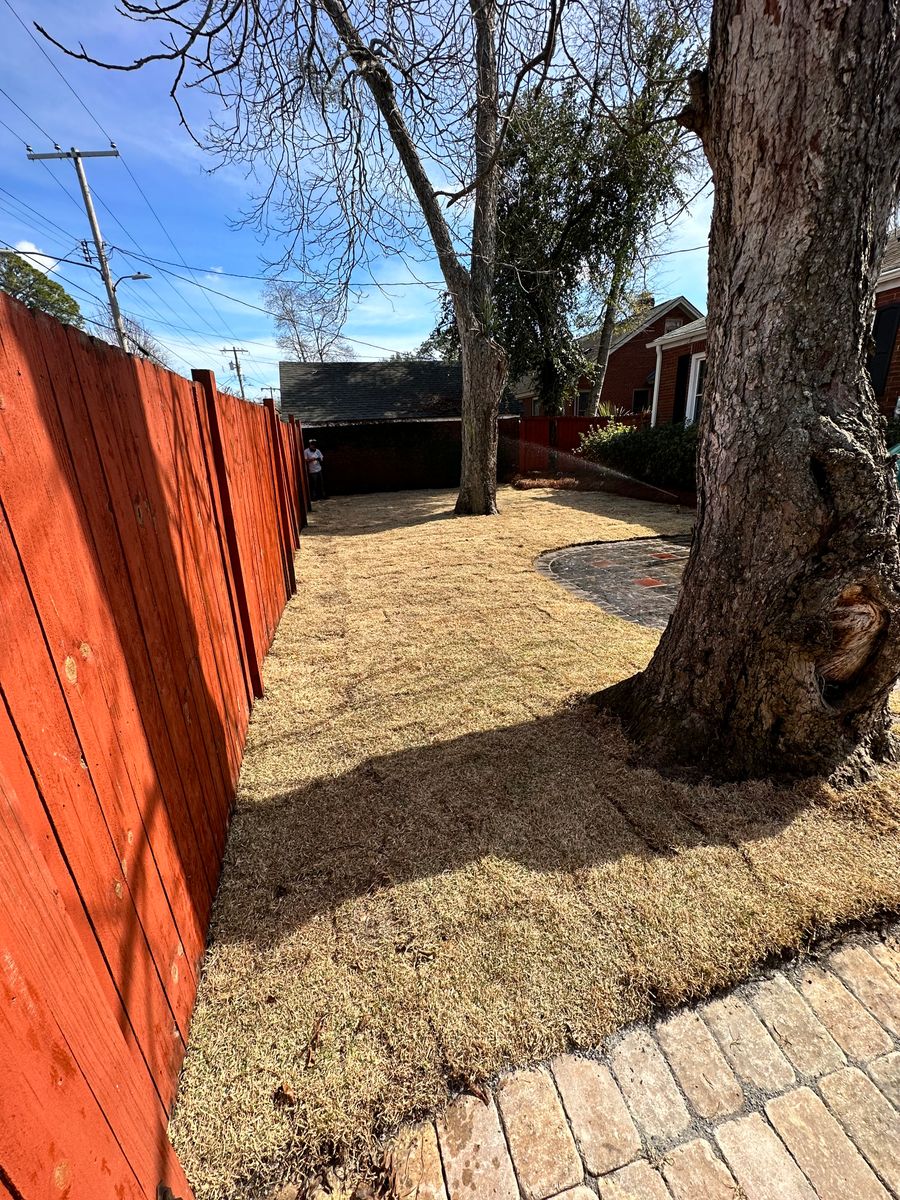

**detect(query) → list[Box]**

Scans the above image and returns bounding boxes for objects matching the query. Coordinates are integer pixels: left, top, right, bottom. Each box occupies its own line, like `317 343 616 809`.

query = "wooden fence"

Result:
0 293 306 1200
517 414 649 475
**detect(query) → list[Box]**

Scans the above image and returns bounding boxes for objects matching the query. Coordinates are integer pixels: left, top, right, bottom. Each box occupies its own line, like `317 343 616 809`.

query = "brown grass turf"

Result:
169 486 900 1198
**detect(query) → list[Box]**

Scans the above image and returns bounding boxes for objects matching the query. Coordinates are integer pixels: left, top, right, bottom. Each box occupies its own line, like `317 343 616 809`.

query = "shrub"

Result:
578 421 698 492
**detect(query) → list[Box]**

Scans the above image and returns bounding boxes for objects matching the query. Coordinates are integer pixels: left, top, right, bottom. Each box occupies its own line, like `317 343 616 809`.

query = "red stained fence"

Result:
0 294 306 1200
518 414 649 475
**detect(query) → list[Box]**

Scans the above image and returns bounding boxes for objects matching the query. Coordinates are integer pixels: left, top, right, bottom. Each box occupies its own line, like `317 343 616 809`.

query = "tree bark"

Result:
598 0 900 782
589 250 629 415
453 0 508 515
456 325 508 514
324 0 506 515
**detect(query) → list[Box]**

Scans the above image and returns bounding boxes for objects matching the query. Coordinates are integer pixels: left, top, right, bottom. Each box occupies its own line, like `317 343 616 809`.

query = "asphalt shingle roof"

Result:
279 360 463 424
576 295 702 357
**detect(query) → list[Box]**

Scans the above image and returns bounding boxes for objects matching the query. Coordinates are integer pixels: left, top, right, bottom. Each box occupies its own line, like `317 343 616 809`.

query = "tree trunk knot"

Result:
677 68 711 151
819 585 886 683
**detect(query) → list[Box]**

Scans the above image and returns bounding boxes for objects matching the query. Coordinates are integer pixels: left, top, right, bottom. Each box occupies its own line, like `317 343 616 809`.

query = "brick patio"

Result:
387 926 900 1199
535 537 691 629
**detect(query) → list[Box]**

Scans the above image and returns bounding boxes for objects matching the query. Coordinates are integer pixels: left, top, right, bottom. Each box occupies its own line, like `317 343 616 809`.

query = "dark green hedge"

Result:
579 415 899 494
578 421 698 492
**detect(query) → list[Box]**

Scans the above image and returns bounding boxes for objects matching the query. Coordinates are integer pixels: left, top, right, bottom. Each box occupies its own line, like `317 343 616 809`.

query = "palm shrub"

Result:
578 421 698 491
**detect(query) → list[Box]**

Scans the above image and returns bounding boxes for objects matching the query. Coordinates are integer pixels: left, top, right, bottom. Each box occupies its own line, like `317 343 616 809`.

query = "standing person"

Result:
304 438 325 500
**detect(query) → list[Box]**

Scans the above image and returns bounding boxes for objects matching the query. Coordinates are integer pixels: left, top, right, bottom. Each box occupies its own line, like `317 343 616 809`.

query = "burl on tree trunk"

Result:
598 0 900 781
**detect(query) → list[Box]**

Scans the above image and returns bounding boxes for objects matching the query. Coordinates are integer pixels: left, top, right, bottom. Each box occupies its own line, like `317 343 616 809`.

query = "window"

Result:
868 304 900 397
575 389 592 416
672 353 692 422
664 317 683 334
685 353 707 424
632 388 651 413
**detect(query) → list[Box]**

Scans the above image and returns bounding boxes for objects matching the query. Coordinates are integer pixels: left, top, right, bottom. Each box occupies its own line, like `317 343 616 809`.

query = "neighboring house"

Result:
512 295 702 418
279 360 464 423
649 240 900 427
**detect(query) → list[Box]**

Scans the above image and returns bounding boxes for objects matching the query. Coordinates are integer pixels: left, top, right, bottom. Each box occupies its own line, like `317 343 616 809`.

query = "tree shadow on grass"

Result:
210 701 838 955
307 490 460 536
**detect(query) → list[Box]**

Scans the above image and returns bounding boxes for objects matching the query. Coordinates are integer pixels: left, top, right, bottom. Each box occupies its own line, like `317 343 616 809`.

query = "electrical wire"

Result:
2 0 247 345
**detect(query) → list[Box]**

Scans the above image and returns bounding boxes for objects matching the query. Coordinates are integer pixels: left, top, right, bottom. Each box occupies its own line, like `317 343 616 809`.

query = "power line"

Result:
1 0 245 344
0 83 52 141
104 254 406 353
2 0 114 138
0 186 83 243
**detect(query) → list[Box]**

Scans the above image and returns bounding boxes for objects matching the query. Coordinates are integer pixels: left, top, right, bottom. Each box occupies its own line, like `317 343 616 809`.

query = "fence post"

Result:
192 369 264 699
264 396 297 596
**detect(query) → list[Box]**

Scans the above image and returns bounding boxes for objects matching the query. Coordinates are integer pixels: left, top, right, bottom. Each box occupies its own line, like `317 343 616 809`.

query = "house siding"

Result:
656 338 708 425
519 302 698 417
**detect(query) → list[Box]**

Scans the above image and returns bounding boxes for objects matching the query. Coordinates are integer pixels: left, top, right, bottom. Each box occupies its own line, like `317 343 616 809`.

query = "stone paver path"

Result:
387 926 900 1200
536 537 691 629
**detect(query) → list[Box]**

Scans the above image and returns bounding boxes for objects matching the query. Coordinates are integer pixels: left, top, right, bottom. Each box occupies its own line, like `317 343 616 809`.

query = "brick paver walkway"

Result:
387 926 900 1199
536 537 691 629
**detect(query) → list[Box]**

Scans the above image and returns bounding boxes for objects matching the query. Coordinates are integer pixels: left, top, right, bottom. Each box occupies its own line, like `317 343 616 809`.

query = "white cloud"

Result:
14 240 58 274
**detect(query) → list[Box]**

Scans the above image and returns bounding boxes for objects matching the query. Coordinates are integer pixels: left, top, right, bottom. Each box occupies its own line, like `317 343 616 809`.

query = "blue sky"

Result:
1 0 712 397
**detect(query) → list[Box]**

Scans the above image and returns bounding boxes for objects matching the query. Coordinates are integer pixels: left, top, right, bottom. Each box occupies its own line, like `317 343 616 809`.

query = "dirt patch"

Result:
169 487 900 1198
511 471 696 506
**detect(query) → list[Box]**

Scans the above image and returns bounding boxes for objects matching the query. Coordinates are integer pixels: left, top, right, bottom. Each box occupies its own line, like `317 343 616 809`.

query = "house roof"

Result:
511 295 702 398
577 295 702 357
279 360 463 423
651 242 900 351
647 314 709 350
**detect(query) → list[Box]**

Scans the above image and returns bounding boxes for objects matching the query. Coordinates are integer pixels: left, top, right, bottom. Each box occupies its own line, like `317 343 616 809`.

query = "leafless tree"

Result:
89 307 173 368
263 280 354 362
42 0 699 514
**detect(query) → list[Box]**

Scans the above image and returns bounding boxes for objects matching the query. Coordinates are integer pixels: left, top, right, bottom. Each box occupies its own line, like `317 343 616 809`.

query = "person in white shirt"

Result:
304 439 325 500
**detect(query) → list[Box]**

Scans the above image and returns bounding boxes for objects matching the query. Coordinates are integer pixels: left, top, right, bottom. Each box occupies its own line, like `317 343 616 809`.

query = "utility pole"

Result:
26 145 129 352
260 386 280 406
224 347 247 401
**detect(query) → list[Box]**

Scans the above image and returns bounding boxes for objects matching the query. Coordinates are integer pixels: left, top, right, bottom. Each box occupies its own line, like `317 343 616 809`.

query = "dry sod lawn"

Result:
171 487 900 1198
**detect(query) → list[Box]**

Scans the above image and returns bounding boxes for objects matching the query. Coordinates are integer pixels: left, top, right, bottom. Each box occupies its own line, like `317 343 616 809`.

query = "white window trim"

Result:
650 344 662 426
685 352 707 425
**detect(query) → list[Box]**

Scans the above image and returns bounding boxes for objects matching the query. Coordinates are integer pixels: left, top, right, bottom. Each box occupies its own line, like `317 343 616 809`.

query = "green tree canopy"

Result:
493 9 703 412
0 251 83 327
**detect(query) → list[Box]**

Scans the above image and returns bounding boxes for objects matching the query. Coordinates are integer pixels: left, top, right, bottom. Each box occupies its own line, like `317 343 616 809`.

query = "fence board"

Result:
79 334 229 897
0 712 192 1200
0 292 302 1200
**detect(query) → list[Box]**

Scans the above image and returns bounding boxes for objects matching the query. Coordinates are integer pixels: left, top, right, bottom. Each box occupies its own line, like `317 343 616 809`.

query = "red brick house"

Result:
649 240 900 426
512 295 702 417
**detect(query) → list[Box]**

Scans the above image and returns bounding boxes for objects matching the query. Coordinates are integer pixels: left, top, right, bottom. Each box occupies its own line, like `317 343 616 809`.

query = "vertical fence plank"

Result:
0 713 193 1200
194 370 265 701
265 396 297 594
0 310 193 1094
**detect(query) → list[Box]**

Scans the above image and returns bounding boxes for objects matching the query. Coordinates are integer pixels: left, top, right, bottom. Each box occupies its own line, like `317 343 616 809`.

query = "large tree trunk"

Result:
455 326 508 515
598 0 900 782
453 0 505 515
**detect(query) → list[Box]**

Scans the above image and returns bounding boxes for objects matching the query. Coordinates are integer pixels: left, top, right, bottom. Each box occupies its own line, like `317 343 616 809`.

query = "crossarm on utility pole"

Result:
26 146 128 352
